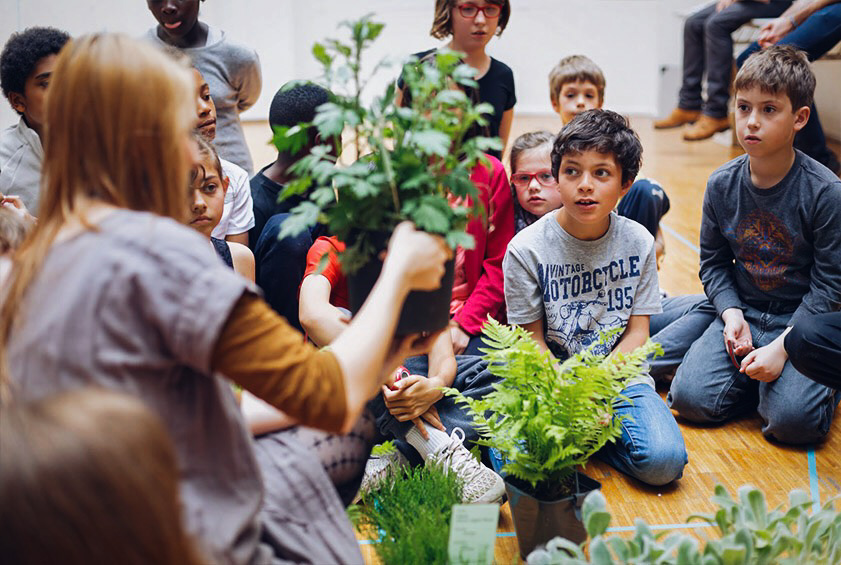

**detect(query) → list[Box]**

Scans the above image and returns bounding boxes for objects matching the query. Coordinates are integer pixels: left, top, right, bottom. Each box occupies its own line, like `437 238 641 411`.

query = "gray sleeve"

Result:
790 181 841 325
631 240 662 316
699 180 743 317
231 46 262 113
503 242 544 325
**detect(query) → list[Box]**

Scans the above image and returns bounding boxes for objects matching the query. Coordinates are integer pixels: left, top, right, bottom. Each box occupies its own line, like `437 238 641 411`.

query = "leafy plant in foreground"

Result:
528 485 841 564
445 319 662 500
349 465 463 565
273 15 502 274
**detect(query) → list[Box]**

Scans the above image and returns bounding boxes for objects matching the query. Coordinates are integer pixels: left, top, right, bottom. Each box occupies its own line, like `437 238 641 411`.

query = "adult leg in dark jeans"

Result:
702 0 792 118
785 312 841 389
736 5 841 172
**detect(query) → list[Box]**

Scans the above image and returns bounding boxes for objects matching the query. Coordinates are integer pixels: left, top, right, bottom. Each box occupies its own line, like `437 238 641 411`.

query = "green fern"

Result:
444 319 662 499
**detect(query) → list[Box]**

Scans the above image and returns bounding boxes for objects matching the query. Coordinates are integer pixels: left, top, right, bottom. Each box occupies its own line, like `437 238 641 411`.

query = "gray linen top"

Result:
6 209 272 564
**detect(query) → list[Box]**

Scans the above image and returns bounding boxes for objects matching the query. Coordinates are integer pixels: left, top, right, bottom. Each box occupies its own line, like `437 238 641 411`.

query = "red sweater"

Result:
453 155 515 335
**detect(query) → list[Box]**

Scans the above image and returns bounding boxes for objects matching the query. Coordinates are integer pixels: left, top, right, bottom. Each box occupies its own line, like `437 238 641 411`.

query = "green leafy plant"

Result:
272 15 502 274
528 485 841 564
349 465 463 565
444 319 662 500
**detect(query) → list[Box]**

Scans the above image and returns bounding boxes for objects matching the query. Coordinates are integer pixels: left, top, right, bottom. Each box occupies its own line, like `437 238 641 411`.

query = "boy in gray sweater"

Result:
668 46 841 445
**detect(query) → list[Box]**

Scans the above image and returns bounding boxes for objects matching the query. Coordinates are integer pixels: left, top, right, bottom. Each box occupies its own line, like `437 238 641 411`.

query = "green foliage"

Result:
370 440 396 456
528 486 841 565
349 465 463 565
444 319 662 499
273 15 501 274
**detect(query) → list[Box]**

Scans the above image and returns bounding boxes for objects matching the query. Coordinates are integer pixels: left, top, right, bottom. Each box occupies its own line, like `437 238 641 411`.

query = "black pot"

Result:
504 472 601 559
347 256 455 335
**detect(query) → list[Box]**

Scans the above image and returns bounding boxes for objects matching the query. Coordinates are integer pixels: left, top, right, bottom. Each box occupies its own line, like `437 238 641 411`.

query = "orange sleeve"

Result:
211 293 347 433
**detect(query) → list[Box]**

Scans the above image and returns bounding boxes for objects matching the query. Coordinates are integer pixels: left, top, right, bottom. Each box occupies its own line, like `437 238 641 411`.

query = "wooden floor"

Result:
243 116 841 564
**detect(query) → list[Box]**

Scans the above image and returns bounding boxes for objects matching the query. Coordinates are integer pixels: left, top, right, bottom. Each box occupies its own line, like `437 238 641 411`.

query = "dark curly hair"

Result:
269 81 330 131
1 27 70 104
551 109 642 187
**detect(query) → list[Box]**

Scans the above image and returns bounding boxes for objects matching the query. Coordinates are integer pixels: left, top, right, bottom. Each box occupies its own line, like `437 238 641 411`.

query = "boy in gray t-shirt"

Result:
503 110 686 486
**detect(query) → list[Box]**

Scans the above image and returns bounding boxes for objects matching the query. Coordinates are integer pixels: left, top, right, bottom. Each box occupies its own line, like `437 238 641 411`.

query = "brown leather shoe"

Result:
654 108 701 129
683 115 730 141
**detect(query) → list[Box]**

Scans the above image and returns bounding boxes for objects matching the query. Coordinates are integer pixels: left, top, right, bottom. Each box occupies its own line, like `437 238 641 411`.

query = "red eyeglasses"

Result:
510 171 558 189
456 3 502 19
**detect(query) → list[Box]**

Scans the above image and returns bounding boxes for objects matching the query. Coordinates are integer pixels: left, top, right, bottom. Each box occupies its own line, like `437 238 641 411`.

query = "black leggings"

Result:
785 312 841 389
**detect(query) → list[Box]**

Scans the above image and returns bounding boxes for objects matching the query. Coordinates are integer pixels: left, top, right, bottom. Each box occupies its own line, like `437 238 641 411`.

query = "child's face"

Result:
450 1 500 52
8 54 58 133
554 149 630 240
734 86 808 159
552 80 602 126
147 0 201 41
192 69 217 141
188 154 228 238
511 144 562 218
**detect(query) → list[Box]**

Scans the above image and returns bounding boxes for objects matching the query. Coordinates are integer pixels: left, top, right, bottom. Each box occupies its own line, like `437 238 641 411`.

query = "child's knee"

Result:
628 438 687 486
667 369 722 424
760 403 831 445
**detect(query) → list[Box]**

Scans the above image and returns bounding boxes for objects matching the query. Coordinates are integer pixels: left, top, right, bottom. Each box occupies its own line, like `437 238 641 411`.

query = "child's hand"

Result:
449 322 471 355
1 194 35 224
411 406 446 440
379 331 442 387
740 335 788 382
722 308 753 356
382 222 451 293
382 375 443 421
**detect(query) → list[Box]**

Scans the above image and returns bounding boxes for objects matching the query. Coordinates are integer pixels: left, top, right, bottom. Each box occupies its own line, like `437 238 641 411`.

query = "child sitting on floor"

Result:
503 109 687 486
0 26 70 214
548 55 669 263
298 235 506 504
667 45 841 445
187 135 254 280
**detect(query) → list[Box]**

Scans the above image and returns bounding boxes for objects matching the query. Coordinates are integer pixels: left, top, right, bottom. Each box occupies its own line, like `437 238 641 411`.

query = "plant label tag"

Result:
447 503 499 565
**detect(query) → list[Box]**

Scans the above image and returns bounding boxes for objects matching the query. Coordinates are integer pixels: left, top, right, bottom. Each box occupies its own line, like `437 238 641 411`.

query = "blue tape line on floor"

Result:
808 448 820 513
662 223 701 255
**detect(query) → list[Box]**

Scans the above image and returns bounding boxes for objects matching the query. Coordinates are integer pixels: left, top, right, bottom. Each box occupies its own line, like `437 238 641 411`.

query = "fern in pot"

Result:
445 319 662 558
273 15 502 334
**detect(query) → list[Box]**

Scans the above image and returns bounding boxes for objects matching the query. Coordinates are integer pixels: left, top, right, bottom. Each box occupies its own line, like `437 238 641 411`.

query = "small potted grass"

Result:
273 15 501 334
446 319 662 558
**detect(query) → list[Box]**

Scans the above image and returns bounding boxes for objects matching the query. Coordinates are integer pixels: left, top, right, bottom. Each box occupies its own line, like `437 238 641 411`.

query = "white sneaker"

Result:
360 448 409 493
426 428 505 504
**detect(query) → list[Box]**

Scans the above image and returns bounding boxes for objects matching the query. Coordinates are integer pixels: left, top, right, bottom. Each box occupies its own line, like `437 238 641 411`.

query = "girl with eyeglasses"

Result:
400 1 514 159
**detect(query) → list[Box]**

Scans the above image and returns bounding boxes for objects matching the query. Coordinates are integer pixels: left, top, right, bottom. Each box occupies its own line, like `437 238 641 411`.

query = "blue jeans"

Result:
736 5 841 172
617 178 670 237
668 305 839 444
367 355 499 465
595 383 688 486
649 295 717 378
680 0 792 118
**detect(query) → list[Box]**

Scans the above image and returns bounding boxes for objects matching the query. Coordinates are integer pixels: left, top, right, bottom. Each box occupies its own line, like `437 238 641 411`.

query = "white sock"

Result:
405 425 451 460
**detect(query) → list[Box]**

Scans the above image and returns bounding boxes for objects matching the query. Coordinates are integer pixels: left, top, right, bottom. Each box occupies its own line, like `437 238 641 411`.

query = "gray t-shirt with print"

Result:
504 212 662 387
5 209 276 564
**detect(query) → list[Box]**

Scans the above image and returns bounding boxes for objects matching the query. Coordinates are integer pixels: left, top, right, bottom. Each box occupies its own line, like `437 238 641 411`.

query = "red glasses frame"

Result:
510 171 558 189
456 3 502 19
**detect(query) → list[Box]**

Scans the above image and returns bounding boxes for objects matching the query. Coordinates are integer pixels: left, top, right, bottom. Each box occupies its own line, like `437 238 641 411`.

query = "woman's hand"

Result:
758 17 794 48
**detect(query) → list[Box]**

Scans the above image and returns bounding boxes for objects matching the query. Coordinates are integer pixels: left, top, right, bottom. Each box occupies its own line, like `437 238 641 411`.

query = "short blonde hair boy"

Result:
548 54 606 106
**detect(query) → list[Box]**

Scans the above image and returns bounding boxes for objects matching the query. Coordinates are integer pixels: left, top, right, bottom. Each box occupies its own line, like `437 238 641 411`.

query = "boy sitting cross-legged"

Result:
667 45 841 444
503 109 687 486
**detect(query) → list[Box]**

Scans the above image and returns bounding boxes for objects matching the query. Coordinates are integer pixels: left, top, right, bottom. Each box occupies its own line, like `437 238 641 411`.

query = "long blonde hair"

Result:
0 34 195 395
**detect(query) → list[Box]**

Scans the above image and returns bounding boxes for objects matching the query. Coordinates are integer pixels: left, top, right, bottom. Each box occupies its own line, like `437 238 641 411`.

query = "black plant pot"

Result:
504 472 601 559
347 257 455 335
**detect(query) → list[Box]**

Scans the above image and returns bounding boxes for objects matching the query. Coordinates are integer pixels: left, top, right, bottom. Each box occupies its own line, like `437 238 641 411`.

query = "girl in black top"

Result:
399 0 516 159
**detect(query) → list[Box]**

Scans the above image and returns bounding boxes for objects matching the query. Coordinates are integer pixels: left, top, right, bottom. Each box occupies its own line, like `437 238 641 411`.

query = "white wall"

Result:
1 0 837 140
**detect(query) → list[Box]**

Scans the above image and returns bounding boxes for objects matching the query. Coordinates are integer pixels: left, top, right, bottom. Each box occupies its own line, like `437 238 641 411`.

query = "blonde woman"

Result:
0 34 448 564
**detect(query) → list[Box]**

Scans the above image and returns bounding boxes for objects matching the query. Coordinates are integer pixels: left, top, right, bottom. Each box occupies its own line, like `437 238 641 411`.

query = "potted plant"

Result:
272 15 502 334
349 450 463 565
527 485 841 564
445 319 662 558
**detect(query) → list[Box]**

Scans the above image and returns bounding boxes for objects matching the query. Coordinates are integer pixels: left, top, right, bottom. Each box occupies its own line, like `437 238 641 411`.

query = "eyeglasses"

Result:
510 171 558 189
456 3 502 19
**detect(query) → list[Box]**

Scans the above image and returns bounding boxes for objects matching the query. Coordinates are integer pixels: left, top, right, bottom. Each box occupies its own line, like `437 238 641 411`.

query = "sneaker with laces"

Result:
425 428 505 504
360 449 409 493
